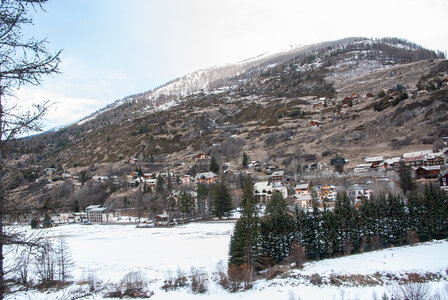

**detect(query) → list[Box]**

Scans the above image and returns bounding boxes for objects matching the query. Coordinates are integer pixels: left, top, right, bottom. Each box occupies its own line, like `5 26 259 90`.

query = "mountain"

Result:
21 37 447 174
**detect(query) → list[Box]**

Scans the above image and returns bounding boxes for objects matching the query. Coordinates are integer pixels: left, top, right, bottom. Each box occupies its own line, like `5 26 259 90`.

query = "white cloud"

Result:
14 88 103 131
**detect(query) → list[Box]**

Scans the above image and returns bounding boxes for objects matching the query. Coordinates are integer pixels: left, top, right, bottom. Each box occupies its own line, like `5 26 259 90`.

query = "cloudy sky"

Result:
15 0 448 132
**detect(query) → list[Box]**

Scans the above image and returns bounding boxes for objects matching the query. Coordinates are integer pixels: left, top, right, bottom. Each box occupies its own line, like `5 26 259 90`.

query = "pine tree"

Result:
398 161 415 194
156 174 165 195
211 182 232 219
228 177 262 269
209 155 219 173
261 191 295 263
242 152 249 169
179 191 193 217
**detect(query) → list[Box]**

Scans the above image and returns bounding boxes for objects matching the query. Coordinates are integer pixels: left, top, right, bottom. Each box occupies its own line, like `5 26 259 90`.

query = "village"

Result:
34 133 448 228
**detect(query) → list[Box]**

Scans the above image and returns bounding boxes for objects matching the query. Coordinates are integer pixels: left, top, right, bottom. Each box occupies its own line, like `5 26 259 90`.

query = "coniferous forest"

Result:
229 179 448 271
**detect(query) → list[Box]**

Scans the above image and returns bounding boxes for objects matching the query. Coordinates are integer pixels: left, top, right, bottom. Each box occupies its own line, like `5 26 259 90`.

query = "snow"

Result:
7 223 448 300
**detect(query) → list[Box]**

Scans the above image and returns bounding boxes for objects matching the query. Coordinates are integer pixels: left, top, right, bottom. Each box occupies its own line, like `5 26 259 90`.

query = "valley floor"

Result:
8 222 448 300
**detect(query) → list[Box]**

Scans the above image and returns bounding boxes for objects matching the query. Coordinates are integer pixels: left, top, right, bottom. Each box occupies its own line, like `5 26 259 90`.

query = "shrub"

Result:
287 242 306 268
190 268 207 294
309 273 323 285
406 230 420 246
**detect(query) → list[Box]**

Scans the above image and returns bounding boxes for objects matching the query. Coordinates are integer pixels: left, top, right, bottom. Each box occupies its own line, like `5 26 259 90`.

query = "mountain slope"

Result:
23 37 447 171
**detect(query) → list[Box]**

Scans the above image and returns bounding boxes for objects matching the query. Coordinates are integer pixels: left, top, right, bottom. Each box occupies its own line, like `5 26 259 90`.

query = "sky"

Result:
13 0 448 132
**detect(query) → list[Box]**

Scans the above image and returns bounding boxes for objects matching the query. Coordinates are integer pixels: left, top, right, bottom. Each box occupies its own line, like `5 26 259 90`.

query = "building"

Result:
364 156 384 168
348 185 374 201
295 183 310 195
254 181 288 204
85 205 113 223
195 172 217 184
414 165 441 179
317 184 337 202
309 120 322 127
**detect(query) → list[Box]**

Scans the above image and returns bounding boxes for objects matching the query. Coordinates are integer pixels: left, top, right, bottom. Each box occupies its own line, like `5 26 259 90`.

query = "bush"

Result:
190 268 207 294
287 242 306 268
309 273 323 285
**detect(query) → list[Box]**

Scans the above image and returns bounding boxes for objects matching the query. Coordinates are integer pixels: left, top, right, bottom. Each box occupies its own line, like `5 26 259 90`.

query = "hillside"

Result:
24 38 446 168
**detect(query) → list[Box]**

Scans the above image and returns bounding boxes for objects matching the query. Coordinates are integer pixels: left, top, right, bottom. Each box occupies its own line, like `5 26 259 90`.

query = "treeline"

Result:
229 179 448 273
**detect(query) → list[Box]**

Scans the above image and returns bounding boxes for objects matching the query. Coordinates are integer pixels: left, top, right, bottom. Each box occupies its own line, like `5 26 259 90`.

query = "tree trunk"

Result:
0 76 5 300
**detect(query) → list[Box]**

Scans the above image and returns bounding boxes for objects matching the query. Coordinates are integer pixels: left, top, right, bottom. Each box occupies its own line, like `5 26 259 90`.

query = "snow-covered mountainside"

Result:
75 37 443 127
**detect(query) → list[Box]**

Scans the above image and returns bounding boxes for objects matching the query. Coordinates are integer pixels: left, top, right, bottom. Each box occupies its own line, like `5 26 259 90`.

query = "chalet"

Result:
364 156 384 168
426 152 445 166
387 88 398 96
354 164 372 173
414 165 441 179
417 90 428 97
351 93 360 99
181 175 193 185
254 181 287 203
195 172 217 184
342 97 352 108
270 170 285 184
365 93 374 99
309 120 322 127
317 184 337 202
348 185 373 201
193 153 207 162
127 157 138 164
92 175 109 182
154 213 169 226
440 173 448 192
441 78 448 89
142 178 157 188
403 150 434 167
142 173 153 179
294 194 312 209
312 102 323 109
85 205 113 223
380 157 402 170
295 183 310 195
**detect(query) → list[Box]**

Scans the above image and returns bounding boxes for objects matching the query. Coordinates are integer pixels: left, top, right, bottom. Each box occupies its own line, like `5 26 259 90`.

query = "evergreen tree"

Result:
261 191 295 263
156 174 165 195
167 169 173 192
197 184 209 217
398 161 415 194
211 182 233 219
179 191 193 217
228 177 262 269
242 152 249 169
209 155 219 173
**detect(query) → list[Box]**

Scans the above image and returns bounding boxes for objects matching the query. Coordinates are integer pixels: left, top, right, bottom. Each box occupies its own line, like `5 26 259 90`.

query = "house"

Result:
309 120 322 127
440 173 448 192
380 157 402 170
348 185 374 201
154 213 170 226
354 164 372 173
181 175 193 185
317 184 337 202
342 97 352 108
351 93 359 99
441 78 448 89
403 150 434 167
195 172 217 184
415 165 441 179
387 88 398 96
253 181 288 203
85 205 113 223
364 156 384 168
270 170 285 184
426 152 445 166
295 183 310 195
294 194 312 209
417 90 428 97
365 93 374 99
312 102 323 109
193 153 207 162
254 181 273 203
127 157 138 164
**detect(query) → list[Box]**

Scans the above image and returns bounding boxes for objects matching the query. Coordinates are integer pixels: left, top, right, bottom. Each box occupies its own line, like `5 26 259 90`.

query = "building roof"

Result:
364 156 384 163
195 172 217 180
271 170 285 177
295 183 309 190
403 150 433 158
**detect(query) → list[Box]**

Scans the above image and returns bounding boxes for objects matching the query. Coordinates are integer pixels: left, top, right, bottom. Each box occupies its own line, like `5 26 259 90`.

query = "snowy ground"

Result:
8 222 448 300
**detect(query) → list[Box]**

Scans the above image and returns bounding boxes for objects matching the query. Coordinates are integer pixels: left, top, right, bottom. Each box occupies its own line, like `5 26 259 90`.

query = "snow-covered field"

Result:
9 222 448 300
